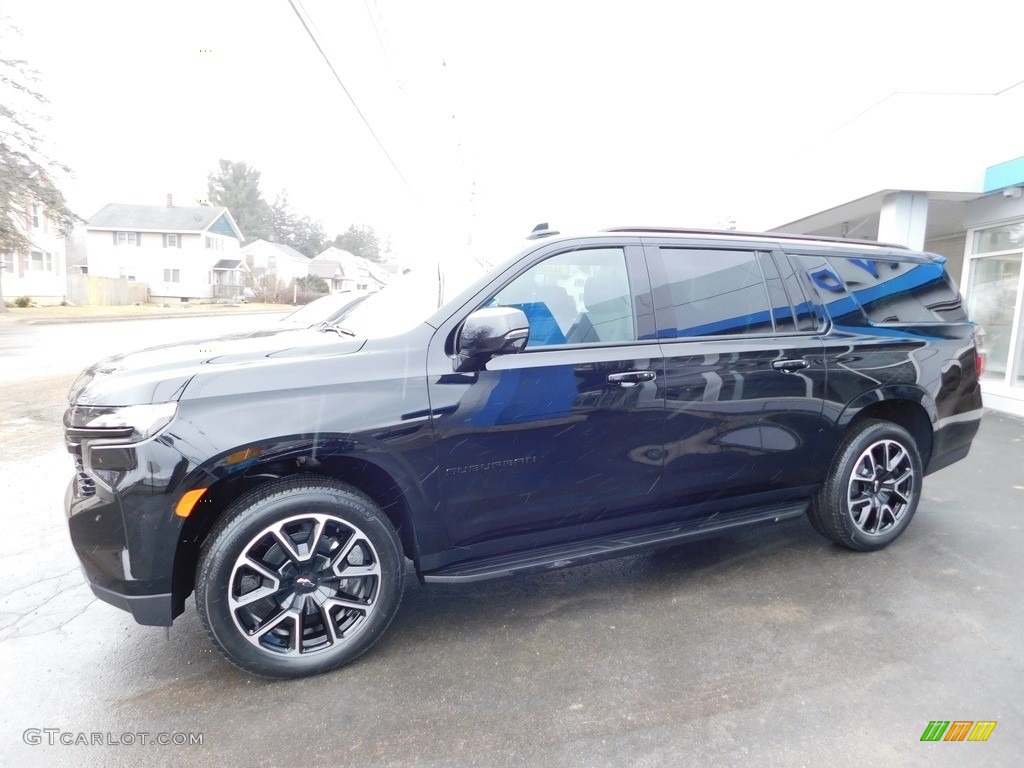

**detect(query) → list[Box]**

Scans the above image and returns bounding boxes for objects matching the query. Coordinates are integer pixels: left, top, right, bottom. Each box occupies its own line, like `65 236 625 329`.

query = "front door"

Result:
426 244 664 557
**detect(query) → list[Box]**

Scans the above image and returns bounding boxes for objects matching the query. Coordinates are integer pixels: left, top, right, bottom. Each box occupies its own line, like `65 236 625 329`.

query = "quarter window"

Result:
489 248 634 347
812 255 966 324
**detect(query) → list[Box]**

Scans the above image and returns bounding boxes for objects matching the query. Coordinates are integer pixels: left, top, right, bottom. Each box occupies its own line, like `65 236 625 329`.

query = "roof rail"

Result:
601 226 911 250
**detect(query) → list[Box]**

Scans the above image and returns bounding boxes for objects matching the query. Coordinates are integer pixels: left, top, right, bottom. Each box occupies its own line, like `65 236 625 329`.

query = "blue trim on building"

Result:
983 156 1024 193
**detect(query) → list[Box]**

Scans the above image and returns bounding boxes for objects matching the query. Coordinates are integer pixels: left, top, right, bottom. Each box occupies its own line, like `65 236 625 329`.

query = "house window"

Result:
268 255 276 269
1 253 13 273
165 234 178 247
32 203 40 228
205 236 223 251
163 268 181 283
29 251 50 271
116 232 139 246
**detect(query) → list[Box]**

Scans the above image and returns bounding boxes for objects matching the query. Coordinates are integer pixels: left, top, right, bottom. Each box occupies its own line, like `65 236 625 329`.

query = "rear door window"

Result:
648 248 774 338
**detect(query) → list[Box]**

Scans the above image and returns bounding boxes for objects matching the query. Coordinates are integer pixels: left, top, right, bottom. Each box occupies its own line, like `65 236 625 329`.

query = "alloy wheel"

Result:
228 513 382 656
846 439 916 536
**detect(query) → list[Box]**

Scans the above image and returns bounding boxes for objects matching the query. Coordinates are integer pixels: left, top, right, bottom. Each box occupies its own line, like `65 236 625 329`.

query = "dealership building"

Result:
767 84 1024 418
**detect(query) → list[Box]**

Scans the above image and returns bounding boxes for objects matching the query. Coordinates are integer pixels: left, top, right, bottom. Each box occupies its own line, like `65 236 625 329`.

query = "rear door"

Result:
643 240 830 513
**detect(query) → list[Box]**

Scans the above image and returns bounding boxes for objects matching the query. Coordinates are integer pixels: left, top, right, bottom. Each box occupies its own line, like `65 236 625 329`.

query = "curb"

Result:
1 309 289 326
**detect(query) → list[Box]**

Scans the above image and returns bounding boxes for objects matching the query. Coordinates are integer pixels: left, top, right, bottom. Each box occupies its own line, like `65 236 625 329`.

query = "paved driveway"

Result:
0 319 1020 767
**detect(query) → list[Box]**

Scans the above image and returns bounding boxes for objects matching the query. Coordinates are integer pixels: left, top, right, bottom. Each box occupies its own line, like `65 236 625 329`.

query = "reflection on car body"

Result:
63 226 983 678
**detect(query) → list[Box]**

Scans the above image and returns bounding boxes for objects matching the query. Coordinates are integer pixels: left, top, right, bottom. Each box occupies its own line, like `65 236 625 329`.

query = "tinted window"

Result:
790 253 871 327
826 256 967 324
757 252 796 333
654 249 773 338
490 248 634 347
774 252 819 331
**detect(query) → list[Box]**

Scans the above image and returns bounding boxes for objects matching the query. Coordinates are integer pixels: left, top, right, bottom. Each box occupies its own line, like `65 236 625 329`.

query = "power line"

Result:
286 0 410 189
362 0 389 60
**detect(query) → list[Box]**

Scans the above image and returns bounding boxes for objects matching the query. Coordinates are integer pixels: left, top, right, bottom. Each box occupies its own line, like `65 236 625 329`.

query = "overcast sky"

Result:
4 0 1024 258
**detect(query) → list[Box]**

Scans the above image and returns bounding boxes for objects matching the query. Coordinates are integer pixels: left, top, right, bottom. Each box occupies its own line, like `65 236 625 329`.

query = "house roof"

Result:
308 262 340 279
241 239 311 262
312 246 358 262
86 203 243 239
312 247 389 284
212 259 244 270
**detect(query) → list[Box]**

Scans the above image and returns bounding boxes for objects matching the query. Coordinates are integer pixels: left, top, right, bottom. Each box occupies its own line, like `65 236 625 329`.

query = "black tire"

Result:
196 475 404 679
809 419 923 551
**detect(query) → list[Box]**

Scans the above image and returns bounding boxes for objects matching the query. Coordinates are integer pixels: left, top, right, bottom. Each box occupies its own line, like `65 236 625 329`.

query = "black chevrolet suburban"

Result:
64 227 984 678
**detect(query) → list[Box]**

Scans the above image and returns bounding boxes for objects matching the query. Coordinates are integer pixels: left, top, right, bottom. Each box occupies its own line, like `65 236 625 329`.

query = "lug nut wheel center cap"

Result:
294 574 319 593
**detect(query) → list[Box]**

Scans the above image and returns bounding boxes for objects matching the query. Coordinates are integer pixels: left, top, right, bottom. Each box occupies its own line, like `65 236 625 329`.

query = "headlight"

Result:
64 402 178 442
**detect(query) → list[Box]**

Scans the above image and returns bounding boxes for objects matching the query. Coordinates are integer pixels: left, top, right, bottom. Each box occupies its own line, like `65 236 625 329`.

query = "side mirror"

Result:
455 307 530 372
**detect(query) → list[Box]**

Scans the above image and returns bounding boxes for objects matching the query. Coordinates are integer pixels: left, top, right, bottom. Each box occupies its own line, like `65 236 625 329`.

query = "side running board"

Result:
421 503 807 584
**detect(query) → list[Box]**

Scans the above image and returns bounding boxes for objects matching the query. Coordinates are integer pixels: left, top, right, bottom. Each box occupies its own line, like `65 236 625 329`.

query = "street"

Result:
0 314 1022 767
0 314 283 460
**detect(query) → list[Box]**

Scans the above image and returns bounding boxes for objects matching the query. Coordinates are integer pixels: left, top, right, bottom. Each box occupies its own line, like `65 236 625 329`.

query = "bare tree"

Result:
0 20 78 310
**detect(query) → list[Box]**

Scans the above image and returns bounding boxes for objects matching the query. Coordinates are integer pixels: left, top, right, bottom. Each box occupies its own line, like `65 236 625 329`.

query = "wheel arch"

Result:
170 436 428 616
837 388 935 469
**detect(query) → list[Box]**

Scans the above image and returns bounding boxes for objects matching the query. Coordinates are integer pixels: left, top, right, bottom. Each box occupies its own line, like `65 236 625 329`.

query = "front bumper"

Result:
63 435 197 627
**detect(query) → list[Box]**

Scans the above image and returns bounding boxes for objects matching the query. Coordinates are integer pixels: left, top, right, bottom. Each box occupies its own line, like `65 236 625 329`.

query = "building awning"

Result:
212 259 243 270
771 190 981 242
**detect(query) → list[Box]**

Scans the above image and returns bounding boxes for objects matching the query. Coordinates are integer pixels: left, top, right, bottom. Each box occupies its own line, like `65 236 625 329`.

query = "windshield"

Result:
340 252 494 337
281 293 361 325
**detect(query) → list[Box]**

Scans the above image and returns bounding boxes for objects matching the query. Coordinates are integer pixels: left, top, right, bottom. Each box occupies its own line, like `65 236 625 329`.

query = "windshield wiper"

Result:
321 325 356 337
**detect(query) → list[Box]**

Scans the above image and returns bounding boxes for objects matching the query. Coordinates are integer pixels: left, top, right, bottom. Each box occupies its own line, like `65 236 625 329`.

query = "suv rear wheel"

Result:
810 419 922 551
196 475 404 678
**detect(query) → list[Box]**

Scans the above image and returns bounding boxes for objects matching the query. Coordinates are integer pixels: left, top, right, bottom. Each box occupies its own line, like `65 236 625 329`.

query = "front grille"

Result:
69 446 96 498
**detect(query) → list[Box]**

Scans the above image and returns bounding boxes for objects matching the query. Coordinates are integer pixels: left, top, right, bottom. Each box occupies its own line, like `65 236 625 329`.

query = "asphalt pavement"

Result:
0 316 1021 766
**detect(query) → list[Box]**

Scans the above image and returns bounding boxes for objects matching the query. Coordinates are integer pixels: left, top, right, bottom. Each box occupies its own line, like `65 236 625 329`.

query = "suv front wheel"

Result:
196 475 405 678
810 419 923 551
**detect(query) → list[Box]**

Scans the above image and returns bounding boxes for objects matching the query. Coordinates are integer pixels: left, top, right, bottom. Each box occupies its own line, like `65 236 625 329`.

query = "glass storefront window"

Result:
973 222 1024 254
967 254 1021 380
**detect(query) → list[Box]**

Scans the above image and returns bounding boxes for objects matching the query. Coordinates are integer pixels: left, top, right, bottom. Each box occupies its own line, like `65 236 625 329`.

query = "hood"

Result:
68 328 366 406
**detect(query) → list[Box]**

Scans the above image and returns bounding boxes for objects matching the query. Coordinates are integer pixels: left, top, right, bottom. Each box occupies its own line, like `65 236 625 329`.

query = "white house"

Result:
1 196 68 305
311 246 389 293
240 239 311 295
84 197 245 301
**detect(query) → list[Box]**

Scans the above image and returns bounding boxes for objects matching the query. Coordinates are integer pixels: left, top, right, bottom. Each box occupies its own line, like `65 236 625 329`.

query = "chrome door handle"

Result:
607 370 656 386
771 358 810 372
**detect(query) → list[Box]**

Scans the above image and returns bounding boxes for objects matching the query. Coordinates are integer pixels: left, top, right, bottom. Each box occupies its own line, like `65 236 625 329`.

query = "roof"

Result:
308 262 340 279
603 225 912 251
313 247 389 283
212 259 244 270
85 203 243 238
312 246 358 262
240 239 311 262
